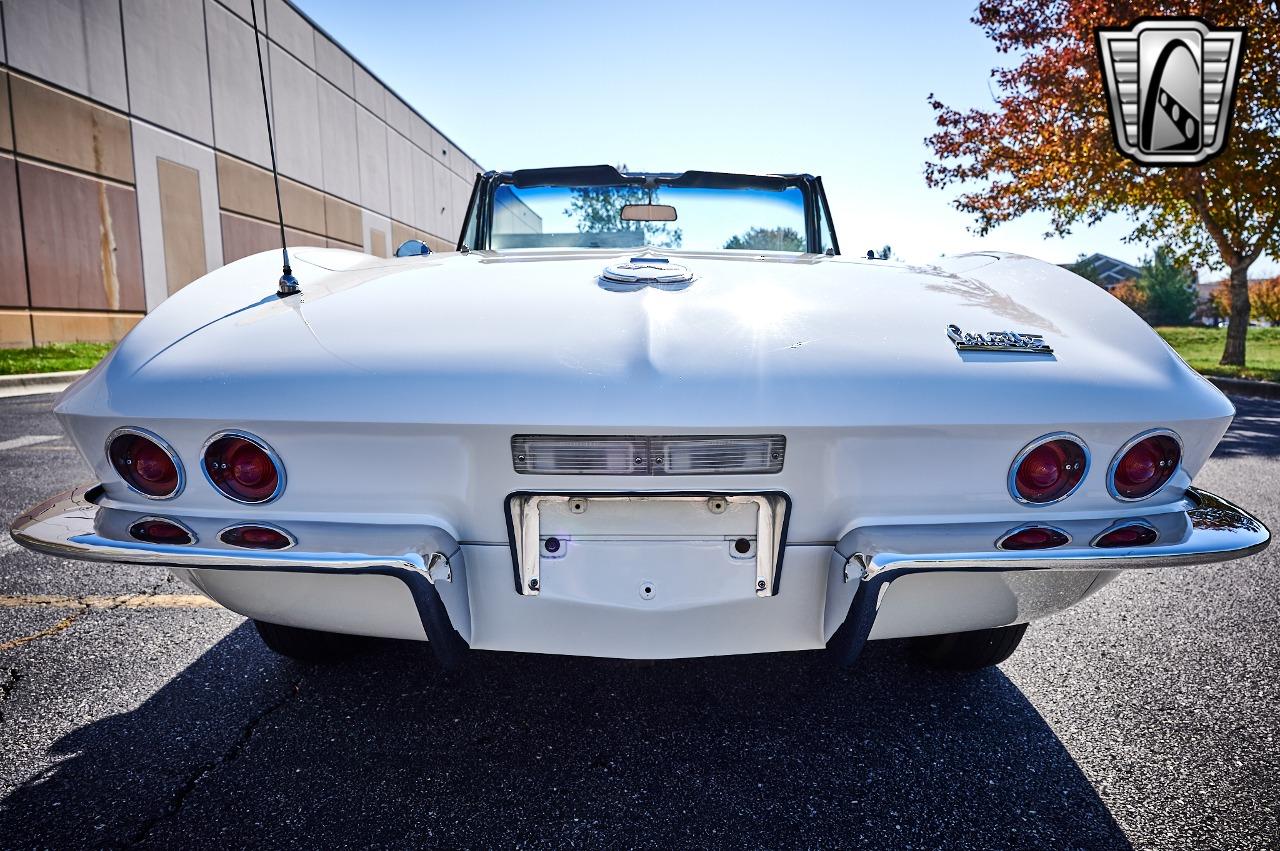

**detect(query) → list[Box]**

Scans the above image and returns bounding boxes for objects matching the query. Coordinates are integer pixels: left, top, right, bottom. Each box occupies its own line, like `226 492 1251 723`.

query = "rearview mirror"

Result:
620 204 677 222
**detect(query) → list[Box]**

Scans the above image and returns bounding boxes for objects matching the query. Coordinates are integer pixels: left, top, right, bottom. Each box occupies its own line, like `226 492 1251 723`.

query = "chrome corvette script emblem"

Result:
947 325 1053 354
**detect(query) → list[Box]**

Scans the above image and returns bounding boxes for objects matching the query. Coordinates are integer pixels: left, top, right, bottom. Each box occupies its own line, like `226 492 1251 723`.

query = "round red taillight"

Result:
128 518 194 545
996 525 1071 551
1009 434 1088 505
1093 522 1159 548
202 432 283 503
107 428 183 499
219 524 293 550
1108 430 1181 501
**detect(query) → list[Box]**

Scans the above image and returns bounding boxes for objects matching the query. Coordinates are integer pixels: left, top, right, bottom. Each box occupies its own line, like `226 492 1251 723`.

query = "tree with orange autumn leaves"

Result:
925 2 1280 366
1110 280 1148 315
1211 276 1280 325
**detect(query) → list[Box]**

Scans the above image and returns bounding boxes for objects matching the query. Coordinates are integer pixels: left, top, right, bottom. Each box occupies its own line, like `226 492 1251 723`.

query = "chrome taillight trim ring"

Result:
1090 517 1160 548
994 523 1072 551
104 426 186 500
200 430 287 505
217 522 297 550
1106 428 1184 503
128 515 198 545
1007 431 1091 507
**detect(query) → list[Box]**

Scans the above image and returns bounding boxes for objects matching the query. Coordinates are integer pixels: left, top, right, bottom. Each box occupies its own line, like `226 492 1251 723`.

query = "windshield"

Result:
487 184 810 252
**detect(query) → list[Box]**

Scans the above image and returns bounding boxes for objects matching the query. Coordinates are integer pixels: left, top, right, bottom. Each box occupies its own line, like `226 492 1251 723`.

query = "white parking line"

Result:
0 594 219 609
0 383 75 399
0 434 60 451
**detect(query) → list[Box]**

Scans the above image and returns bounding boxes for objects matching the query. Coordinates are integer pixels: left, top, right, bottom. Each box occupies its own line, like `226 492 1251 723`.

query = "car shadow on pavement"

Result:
1213 395 1280 458
0 624 1132 850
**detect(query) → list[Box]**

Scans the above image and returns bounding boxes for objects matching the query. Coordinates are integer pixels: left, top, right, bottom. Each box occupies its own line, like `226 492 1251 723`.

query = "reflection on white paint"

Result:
727 283 801 335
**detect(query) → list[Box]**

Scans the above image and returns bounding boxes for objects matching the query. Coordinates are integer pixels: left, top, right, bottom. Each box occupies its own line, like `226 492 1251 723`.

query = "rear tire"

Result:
911 623 1028 671
253 619 363 662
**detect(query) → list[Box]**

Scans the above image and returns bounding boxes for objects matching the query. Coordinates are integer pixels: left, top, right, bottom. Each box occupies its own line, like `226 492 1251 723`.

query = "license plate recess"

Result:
505 493 788 598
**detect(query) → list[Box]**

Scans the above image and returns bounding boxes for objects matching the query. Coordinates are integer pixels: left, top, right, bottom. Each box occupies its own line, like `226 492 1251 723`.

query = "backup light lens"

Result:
512 436 648 475
128 518 194 545
1093 522 1159 548
219 524 294 550
511 435 785 475
1010 434 1088 504
996 525 1070 551
654 437 785 475
107 428 183 499
1109 431 1181 501
202 432 283 503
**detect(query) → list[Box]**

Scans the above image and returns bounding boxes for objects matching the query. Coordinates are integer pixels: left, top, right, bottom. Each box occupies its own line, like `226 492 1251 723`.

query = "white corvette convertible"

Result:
11 166 1270 671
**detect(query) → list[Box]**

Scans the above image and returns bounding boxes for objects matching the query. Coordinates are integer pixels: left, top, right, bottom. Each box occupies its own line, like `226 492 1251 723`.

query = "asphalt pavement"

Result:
0 391 1276 850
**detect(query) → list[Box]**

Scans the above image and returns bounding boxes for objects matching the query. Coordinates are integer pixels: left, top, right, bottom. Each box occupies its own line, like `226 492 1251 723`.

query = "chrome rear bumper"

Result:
9 484 470 666
9 485 1269 664
826 487 1270 664
11 485 462 577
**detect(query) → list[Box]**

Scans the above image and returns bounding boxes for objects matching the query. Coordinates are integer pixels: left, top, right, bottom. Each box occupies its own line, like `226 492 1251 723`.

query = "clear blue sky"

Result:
296 0 1271 277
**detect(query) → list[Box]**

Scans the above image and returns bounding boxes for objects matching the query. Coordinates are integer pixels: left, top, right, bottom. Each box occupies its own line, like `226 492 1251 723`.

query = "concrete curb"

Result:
1207 375 1280 401
0 370 89 391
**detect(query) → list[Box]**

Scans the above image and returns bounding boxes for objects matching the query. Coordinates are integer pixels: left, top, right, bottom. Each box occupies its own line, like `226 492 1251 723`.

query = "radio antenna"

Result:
249 2 299 297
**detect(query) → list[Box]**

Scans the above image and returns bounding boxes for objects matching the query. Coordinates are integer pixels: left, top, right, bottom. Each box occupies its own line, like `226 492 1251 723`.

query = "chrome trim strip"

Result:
1007 431 1090 507
1106 428 1184 503
505 493 788 597
994 523 1071 551
200 430 287 505
1089 517 1159 548
105 426 185 501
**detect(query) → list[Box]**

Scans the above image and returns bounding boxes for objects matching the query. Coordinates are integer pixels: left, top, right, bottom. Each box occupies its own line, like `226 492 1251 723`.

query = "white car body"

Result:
11 169 1270 669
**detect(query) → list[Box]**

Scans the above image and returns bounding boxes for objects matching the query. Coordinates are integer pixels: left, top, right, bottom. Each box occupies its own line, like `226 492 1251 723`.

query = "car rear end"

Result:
13 405 1268 666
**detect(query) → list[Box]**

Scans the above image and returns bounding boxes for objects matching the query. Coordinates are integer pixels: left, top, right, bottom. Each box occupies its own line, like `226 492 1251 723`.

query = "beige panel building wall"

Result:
0 0 481 348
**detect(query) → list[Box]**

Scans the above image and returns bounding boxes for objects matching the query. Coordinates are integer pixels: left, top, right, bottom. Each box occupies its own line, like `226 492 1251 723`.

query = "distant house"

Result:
1195 277 1276 326
1063 253 1141 289
1196 278 1224 304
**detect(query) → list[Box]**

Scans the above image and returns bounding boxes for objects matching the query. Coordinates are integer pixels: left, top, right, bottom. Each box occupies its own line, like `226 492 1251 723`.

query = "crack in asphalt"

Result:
0 577 172 654
0 611 85 654
121 679 305 849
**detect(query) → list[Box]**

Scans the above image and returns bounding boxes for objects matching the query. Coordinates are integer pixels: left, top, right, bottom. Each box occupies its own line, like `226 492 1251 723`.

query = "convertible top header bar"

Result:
509 165 795 192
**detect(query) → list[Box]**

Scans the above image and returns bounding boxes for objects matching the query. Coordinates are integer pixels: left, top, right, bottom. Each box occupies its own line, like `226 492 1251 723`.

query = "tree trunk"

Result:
1220 263 1252 366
